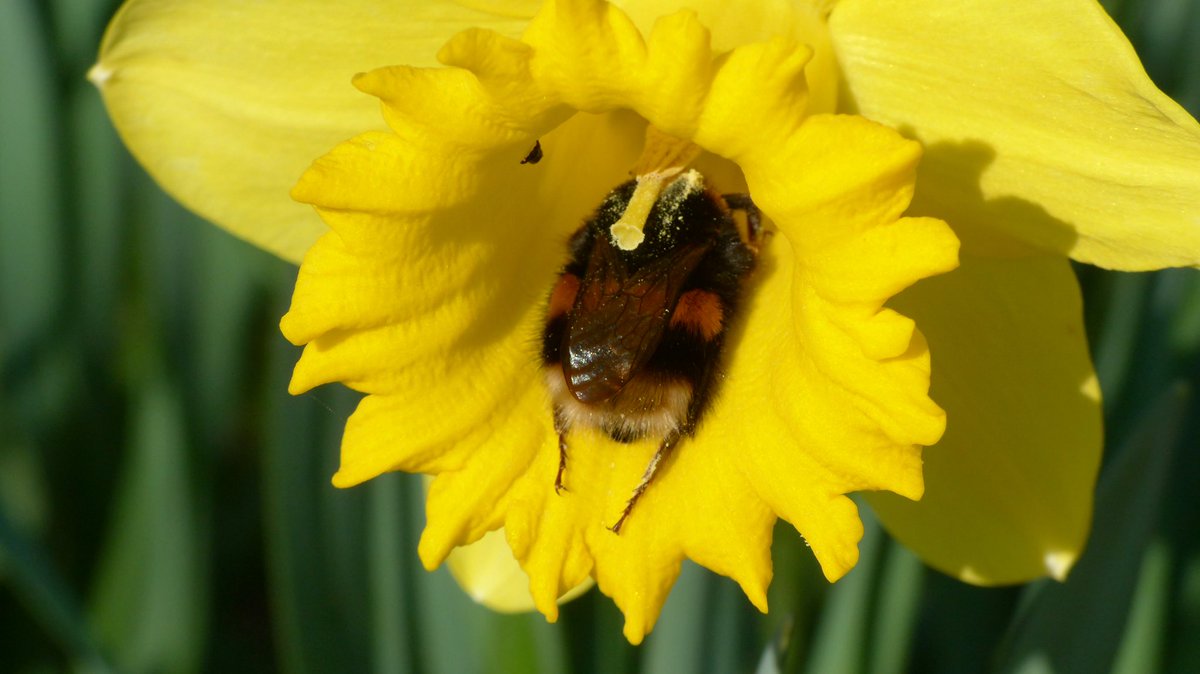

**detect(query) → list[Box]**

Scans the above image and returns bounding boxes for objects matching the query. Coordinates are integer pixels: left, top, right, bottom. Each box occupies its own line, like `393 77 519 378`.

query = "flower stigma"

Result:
609 126 703 250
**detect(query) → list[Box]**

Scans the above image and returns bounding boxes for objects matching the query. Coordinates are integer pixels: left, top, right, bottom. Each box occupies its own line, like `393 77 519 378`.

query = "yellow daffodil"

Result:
92 0 1200 643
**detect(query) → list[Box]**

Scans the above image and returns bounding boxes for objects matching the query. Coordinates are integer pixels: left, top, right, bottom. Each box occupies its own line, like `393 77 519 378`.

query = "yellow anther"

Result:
610 127 702 251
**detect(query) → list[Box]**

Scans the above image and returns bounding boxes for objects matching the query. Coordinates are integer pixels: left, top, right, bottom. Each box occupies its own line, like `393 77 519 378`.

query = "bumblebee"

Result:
542 169 762 532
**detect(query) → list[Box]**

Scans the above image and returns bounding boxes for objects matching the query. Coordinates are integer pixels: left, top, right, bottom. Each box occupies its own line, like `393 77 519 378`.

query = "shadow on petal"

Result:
903 137 1081 260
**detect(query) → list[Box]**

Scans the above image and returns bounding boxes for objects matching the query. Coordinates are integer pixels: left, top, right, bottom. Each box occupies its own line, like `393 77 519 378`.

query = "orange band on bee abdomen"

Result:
670 289 724 340
548 273 581 319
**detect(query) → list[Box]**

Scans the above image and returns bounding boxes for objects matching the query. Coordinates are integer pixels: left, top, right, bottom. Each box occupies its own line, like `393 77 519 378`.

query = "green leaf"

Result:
405 481 490 674
642 562 708 674
705 573 761 673
1111 541 1170 674
642 562 761 674
763 520 825 672
0 503 111 673
559 583 637 674
1083 271 1151 414
261 330 370 674
483 612 555 674
1166 551 1200 671
366 475 417 674
0 0 63 362
529 615 572 673
49 0 118 72
804 507 884 674
1163 269 1200 357
866 543 923 674
72 85 125 360
190 221 277 443
88 378 206 674
754 615 793 674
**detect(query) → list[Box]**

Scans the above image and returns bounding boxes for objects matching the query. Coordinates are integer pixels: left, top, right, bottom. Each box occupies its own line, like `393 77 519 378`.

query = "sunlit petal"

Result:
91 0 528 262
830 0 1200 269
870 253 1102 583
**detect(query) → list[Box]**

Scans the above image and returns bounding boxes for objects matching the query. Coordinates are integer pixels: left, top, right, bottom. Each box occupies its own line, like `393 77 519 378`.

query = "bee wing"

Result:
564 238 709 403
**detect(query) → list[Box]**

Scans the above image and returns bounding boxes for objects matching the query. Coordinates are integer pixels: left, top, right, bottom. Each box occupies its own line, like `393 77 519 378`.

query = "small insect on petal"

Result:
521 140 543 164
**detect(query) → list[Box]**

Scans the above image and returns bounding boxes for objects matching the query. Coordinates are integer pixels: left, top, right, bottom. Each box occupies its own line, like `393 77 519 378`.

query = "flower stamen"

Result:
610 126 702 250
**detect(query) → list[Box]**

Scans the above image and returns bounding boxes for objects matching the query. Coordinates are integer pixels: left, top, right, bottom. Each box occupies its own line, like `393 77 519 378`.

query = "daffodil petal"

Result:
745 116 960 448
709 241 944 583
419 415 546 563
279 30 651 559
869 254 1102 584
693 36 814 159
613 0 839 113
453 0 541 18
502 426 777 643
705 112 956 583
279 114 575 491
591 444 776 645
830 0 1200 270
445 528 594 613
91 0 529 262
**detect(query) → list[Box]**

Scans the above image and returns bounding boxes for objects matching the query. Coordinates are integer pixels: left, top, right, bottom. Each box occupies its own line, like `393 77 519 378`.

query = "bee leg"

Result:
555 434 570 495
554 411 569 495
609 430 682 534
722 193 764 248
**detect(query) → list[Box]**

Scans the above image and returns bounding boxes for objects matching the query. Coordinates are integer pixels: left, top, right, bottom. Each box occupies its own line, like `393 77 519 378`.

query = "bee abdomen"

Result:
669 289 724 340
545 365 692 442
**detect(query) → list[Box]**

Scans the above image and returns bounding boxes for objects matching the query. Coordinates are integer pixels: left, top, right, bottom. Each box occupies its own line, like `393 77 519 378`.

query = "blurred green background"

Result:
2 0 1199 672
